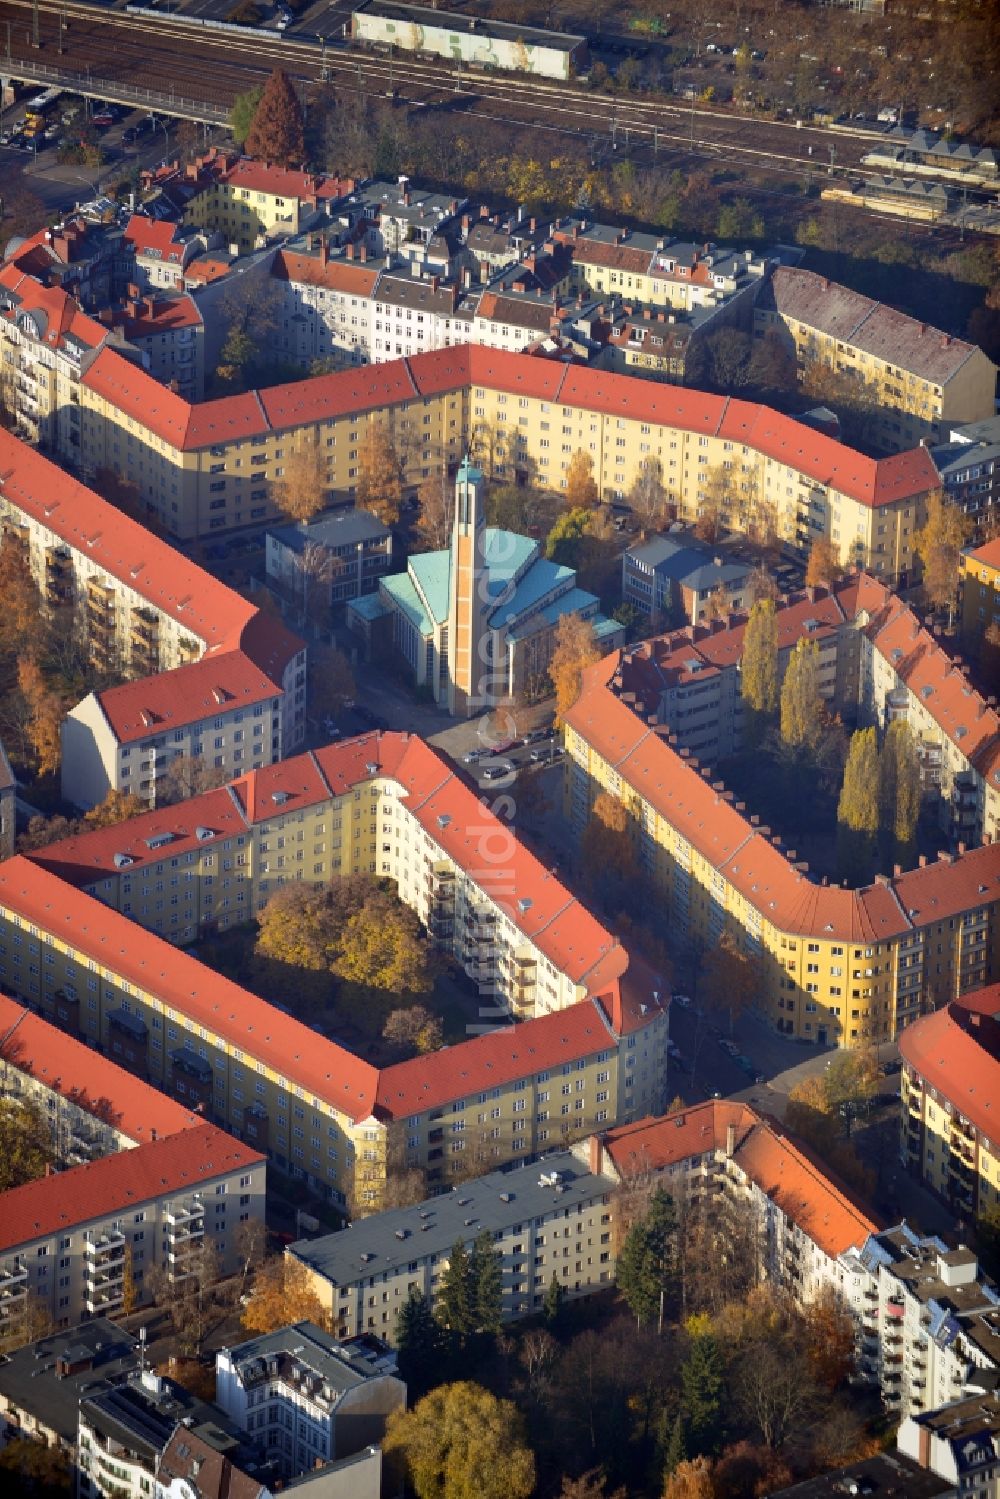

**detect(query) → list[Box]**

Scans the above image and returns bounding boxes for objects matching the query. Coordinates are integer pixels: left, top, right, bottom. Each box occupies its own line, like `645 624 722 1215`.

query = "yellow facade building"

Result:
755 267 998 453
562 594 1000 1049
1 734 668 1211
75 345 942 585
899 987 1000 1223
961 537 1000 644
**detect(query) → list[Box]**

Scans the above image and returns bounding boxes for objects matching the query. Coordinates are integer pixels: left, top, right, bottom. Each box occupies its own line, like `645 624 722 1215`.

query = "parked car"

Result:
463 748 484 764
522 728 548 745
672 994 692 1008
482 762 515 781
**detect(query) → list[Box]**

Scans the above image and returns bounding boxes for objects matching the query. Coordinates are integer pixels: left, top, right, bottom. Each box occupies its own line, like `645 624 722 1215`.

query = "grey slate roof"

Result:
290 1150 616 1288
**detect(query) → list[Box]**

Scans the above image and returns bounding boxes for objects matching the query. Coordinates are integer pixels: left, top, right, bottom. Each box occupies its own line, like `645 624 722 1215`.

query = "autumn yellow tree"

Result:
662 1457 715 1499
384 1382 535 1499
270 430 328 523
18 655 64 776
0 539 40 655
805 536 843 588
84 789 146 826
332 890 433 994
550 612 600 724
802 1285 856 1391
356 422 403 527
914 490 971 620
415 466 454 549
242 1255 328 1335
564 449 600 509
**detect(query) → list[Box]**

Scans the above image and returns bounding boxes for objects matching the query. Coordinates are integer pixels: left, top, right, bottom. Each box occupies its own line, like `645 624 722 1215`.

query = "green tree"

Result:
740 598 778 735
617 1186 676 1328
663 1411 687 1476
471 1229 503 1336
0 1098 54 1192
878 720 921 865
545 506 593 568
228 85 263 147
384 1381 535 1499
837 728 880 879
681 1330 725 1457
437 1240 476 1344
245 68 305 167
544 1271 566 1327
395 1288 443 1402
779 637 824 752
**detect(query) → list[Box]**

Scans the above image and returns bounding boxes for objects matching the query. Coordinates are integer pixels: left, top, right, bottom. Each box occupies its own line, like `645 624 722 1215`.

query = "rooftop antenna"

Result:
138 1324 147 1376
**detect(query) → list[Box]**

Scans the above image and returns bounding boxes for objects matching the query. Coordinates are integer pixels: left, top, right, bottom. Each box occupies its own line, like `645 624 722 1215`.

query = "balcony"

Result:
85 1230 125 1260
0 1261 28 1304
85 1285 124 1315
164 1200 204 1229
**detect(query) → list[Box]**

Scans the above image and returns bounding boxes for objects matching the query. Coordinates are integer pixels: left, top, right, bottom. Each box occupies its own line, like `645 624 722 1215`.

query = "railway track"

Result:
0 0 991 203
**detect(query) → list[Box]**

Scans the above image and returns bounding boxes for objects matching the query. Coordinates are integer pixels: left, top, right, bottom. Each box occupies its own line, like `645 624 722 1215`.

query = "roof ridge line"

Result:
308 747 334 800
715 394 731 437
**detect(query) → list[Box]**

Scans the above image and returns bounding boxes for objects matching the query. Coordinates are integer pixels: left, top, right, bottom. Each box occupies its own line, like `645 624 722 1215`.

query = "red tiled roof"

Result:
605 1101 879 1259
0 428 255 654
564 609 1000 942
217 159 353 202
119 293 202 338
573 236 655 274
0 1122 263 1254
12 732 661 1123
0 262 107 352
92 648 286 745
258 362 418 433
968 537 1000 573
272 250 381 297
27 788 247 886
377 999 618 1116
123 215 189 262
899 995 1000 1146
78 343 938 511
0 992 201 1145
0 857 382 1124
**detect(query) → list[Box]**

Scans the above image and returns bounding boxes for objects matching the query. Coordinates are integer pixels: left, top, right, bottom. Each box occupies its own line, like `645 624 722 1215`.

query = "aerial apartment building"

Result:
562 581 1000 1049
0 995 264 1338
898 986 1000 1223
755 266 997 452
0 430 306 808
0 732 668 1210
73 344 941 582
602 573 1000 844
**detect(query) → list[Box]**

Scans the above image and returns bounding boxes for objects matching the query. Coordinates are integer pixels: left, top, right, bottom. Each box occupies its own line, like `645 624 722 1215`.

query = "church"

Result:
348 461 622 715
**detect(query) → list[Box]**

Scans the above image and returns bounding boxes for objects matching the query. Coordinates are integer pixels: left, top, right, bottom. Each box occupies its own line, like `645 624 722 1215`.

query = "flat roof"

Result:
770 1454 951 1498
291 1150 616 1287
0 1319 138 1443
353 1 585 50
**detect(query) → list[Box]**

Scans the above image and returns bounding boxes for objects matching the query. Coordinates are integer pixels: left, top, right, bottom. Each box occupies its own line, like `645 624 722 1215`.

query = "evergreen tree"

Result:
837 728 880 880
437 1240 476 1343
617 1188 676 1328
617 1220 660 1328
878 720 921 866
740 598 778 735
543 1271 566 1327
779 637 824 752
471 1229 503 1336
245 68 305 167
395 1288 442 1401
680 1332 725 1457
663 1411 687 1476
